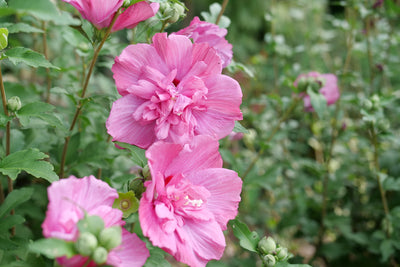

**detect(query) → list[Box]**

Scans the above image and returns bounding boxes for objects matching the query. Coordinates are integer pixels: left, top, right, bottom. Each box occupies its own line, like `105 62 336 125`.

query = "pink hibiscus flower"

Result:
175 16 233 68
139 135 242 267
62 0 159 32
107 33 243 149
294 71 340 111
42 175 149 267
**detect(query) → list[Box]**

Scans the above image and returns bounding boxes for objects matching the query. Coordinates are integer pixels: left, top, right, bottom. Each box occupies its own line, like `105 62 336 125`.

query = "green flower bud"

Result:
123 0 132 8
99 226 122 250
262 254 276 267
296 76 309 92
7 96 22 112
142 165 151 179
93 246 108 265
86 215 105 236
129 177 146 199
363 99 373 110
276 247 288 261
75 232 98 256
258 236 276 255
173 3 185 17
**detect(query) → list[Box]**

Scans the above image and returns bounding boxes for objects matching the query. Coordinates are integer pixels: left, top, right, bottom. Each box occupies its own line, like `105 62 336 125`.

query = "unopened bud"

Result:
173 3 185 17
123 0 131 8
363 99 373 110
258 236 276 255
75 232 98 256
7 96 21 112
99 226 122 250
129 178 146 199
86 215 105 236
93 246 108 265
296 76 309 92
262 254 276 267
276 247 288 261
142 165 150 179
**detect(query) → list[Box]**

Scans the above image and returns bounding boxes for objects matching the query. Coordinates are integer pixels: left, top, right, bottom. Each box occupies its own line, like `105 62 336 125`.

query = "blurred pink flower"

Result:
175 17 233 68
139 135 242 267
294 71 340 112
62 0 159 32
228 131 244 141
42 175 149 267
107 33 242 149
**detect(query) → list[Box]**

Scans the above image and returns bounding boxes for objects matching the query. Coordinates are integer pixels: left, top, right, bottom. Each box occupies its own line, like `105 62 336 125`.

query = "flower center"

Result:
120 200 130 210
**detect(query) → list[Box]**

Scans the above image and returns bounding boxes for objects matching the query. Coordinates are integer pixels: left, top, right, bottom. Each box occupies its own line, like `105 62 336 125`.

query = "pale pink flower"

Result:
42 175 149 267
62 0 159 32
107 33 243 149
294 71 340 111
175 17 233 68
139 135 242 267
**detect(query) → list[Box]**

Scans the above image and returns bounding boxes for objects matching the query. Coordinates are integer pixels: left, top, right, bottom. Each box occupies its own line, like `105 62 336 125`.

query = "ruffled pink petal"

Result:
63 0 123 29
112 44 167 96
320 74 340 105
139 196 179 255
42 176 119 240
56 255 96 267
146 141 182 176
112 2 159 32
106 95 157 148
164 135 223 176
152 33 194 80
191 42 222 75
186 168 242 230
107 229 150 267
174 219 226 267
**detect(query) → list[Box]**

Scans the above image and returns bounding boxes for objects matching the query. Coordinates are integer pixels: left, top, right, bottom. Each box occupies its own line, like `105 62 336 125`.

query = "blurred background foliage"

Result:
0 0 400 266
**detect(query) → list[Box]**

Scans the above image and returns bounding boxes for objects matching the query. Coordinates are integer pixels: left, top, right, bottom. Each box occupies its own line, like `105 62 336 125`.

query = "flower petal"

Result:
106 95 156 148
112 2 159 32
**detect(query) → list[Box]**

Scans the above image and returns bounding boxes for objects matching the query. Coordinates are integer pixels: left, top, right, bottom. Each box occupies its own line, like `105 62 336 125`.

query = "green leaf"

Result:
0 23 43 33
29 238 76 259
0 27 8 50
306 86 327 118
8 0 59 21
0 113 11 126
383 177 400 191
0 148 59 182
233 121 249 134
0 187 33 217
115 142 147 167
229 219 260 252
0 0 7 8
16 102 65 129
4 47 60 69
201 3 231 28
0 215 25 232
144 246 171 267
380 239 395 262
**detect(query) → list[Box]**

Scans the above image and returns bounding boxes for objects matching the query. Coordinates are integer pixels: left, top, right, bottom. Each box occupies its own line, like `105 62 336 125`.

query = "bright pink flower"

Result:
175 17 233 68
139 135 242 267
107 33 242 149
62 0 159 32
42 175 149 267
294 71 340 111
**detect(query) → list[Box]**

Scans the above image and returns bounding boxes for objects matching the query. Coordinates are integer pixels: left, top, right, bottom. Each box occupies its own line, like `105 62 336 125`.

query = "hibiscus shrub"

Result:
1 0 400 267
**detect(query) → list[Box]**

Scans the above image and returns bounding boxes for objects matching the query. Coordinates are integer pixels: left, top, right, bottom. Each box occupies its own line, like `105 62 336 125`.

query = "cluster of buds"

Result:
159 1 186 24
258 236 290 267
74 215 122 264
361 94 390 132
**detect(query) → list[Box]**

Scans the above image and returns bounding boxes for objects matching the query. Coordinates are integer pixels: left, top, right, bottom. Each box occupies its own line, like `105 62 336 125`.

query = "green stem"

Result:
241 97 301 179
216 0 229 25
0 63 15 235
59 9 122 178
42 21 52 103
371 126 391 237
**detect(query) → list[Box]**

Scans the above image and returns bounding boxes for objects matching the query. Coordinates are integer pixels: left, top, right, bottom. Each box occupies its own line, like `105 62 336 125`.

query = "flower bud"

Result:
173 3 185 17
86 215 105 236
92 246 108 265
276 247 288 261
99 226 122 250
262 254 276 267
296 76 309 92
7 96 22 112
258 236 276 255
129 178 146 199
142 165 151 179
363 99 373 110
75 232 98 256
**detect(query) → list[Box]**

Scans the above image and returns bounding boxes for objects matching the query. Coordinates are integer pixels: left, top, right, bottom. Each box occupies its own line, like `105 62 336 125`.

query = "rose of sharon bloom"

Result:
107 33 242 149
62 0 159 32
294 71 340 112
139 135 242 267
175 16 233 68
42 175 149 267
